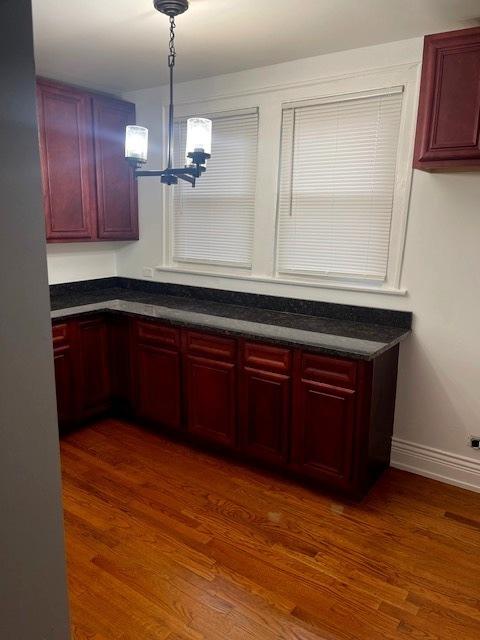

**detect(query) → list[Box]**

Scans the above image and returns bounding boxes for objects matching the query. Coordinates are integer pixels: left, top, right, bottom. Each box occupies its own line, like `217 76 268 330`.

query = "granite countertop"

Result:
50 286 411 361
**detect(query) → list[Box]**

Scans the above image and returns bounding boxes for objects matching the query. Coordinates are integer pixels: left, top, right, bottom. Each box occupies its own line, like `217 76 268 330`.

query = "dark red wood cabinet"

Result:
291 381 356 486
52 323 76 426
37 78 138 241
36 80 96 241
414 27 480 171
184 332 237 448
51 315 400 498
76 316 111 421
239 342 291 465
132 321 182 430
92 96 138 239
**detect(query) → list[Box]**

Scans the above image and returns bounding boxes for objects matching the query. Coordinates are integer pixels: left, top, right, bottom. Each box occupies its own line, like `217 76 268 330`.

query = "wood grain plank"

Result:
61 419 480 640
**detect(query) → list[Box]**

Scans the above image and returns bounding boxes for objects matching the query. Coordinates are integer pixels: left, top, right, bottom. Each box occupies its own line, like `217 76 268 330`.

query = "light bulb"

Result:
125 125 148 163
185 118 212 160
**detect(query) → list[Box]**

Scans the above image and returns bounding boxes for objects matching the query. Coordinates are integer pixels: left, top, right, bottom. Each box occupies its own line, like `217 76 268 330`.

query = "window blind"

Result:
172 110 258 267
276 88 403 280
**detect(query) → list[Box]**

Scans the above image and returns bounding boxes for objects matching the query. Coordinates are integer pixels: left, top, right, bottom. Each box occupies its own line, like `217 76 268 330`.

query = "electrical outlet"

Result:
470 436 480 449
142 267 154 279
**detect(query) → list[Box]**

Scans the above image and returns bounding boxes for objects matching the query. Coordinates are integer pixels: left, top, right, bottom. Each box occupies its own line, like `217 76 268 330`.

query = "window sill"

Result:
154 266 407 296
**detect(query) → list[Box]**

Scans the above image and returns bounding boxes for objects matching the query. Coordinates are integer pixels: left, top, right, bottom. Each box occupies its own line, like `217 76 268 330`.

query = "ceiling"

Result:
32 0 480 94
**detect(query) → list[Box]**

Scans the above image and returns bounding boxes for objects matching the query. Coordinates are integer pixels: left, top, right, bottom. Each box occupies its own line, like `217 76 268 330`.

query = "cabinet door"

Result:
109 315 132 414
291 379 356 489
76 317 111 420
184 354 236 447
53 345 76 428
36 79 96 241
92 96 138 239
414 27 480 170
240 367 290 465
52 322 76 428
135 343 182 429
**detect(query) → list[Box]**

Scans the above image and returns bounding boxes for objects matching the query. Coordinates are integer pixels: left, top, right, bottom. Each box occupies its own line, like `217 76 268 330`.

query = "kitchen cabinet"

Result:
52 323 76 427
109 315 132 414
51 315 400 498
183 331 237 447
37 79 96 241
290 353 357 490
92 96 138 239
414 27 480 171
133 321 182 429
239 342 291 465
76 316 111 420
36 78 138 241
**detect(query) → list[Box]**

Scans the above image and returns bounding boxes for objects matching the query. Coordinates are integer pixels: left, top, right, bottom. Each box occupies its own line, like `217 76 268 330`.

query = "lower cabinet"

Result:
52 314 399 498
184 354 237 447
76 316 111 420
290 379 356 489
136 343 182 429
52 323 76 427
239 341 291 465
132 320 182 429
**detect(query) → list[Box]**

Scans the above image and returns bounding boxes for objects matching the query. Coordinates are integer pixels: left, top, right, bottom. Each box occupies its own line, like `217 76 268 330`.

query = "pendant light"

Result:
125 0 212 186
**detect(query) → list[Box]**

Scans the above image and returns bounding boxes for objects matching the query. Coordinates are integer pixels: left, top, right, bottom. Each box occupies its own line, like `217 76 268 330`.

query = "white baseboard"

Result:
390 438 480 493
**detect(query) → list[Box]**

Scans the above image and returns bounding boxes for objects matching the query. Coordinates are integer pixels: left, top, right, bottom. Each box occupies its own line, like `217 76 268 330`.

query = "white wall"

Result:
116 37 480 491
46 242 120 284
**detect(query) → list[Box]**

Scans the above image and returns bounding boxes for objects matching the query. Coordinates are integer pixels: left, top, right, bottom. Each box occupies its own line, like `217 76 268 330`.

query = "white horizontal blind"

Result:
276 88 403 280
172 110 258 267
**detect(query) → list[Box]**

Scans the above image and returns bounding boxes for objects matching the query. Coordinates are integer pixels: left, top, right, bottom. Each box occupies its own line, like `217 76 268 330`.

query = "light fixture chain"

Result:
168 15 176 68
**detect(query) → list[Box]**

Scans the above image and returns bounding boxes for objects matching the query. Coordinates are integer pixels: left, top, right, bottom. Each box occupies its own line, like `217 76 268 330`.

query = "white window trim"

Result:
157 61 420 295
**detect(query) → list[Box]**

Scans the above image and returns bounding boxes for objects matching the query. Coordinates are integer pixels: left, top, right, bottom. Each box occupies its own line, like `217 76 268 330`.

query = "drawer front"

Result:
52 322 70 347
136 320 180 349
184 330 236 362
243 341 291 373
301 352 357 389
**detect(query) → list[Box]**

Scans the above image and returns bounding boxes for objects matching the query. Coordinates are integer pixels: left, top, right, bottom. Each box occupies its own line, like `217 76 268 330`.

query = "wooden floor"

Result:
61 419 480 640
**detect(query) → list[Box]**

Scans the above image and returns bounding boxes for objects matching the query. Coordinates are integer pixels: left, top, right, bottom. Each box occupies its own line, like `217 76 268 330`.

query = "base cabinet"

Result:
291 380 356 490
52 323 76 427
52 315 400 498
185 355 237 447
76 317 111 420
136 344 182 429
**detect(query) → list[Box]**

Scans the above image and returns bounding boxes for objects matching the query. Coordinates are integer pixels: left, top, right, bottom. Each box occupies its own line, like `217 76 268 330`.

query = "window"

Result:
172 109 259 268
276 88 404 282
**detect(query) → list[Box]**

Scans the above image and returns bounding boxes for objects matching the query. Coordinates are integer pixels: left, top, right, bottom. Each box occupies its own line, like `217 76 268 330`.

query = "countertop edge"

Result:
50 299 411 362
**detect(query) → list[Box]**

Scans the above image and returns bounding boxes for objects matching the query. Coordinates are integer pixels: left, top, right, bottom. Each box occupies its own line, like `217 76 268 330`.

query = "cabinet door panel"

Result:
291 380 356 488
77 317 111 419
53 345 76 428
92 96 138 239
185 355 236 447
414 27 480 169
240 367 290 465
135 344 182 429
109 315 132 413
36 80 96 240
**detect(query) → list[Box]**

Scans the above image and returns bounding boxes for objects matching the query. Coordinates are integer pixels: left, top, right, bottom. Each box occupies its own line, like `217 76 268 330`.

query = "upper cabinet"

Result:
414 27 480 171
36 80 96 241
36 78 138 242
92 96 138 239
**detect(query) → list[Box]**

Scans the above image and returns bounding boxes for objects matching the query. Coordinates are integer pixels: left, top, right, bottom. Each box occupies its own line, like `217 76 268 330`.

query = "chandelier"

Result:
124 0 212 186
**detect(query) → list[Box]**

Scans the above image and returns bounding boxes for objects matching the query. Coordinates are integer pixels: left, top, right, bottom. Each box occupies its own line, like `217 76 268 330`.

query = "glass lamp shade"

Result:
185 117 212 158
125 125 148 163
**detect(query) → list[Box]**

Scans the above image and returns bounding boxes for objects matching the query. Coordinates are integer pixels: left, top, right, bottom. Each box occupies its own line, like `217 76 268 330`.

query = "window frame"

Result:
158 62 419 294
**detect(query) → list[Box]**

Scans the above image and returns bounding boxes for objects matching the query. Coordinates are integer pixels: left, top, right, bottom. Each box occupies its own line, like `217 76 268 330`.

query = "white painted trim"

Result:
154 265 408 296
391 438 480 493
171 62 420 107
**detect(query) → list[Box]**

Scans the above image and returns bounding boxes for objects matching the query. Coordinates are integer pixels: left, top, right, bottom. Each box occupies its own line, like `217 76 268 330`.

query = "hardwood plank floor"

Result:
61 419 480 640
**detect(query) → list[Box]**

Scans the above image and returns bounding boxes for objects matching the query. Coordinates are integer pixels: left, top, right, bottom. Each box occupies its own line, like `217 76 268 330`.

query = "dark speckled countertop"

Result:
50 279 411 361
